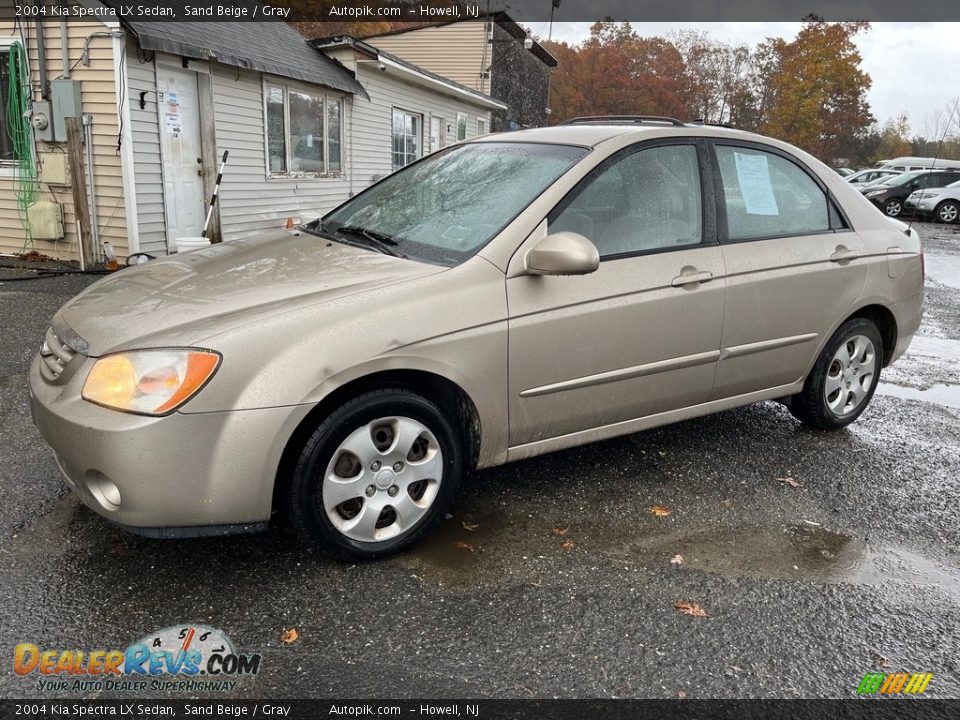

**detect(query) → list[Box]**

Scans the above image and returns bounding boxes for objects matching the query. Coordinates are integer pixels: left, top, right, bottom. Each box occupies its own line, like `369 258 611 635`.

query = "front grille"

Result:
39 326 77 382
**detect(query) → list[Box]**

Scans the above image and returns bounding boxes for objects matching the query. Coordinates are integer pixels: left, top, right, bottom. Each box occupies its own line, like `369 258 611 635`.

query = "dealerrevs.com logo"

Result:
14 625 261 693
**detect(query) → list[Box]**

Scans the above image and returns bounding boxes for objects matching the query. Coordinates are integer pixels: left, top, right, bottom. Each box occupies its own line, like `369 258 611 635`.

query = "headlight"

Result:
82 349 221 415
866 190 886 197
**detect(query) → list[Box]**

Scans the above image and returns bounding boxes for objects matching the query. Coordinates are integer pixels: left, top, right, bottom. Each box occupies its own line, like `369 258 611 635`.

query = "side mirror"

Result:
525 232 600 276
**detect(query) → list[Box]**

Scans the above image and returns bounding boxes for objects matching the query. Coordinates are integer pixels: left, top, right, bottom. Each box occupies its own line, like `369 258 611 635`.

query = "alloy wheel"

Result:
884 200 902 217
937 202 959 224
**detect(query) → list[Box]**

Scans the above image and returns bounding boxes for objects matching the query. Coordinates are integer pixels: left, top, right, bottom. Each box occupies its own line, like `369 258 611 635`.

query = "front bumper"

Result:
28 353 308 533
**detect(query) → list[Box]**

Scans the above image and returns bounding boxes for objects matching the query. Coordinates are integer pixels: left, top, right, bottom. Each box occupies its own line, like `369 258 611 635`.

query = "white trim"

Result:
113 32 139 255
391 106 424 170
370 55 507 111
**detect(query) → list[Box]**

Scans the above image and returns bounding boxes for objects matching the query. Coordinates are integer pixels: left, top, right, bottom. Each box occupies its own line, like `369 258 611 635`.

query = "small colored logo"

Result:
857 672 933 695
14 625 261 693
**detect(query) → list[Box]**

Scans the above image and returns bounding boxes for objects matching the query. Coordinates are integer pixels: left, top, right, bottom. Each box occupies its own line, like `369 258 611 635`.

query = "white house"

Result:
0 4 505 263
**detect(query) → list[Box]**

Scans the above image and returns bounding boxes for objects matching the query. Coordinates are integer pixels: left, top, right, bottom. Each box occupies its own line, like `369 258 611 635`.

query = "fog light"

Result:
85 471 121 512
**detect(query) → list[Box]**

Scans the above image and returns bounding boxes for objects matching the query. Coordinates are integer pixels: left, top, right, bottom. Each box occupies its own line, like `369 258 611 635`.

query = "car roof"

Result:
471 123 765 148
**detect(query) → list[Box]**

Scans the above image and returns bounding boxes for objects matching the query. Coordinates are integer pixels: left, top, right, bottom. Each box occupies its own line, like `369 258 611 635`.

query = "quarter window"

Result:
264 83 343 176
550 144 703 258
392 109 422 170
715 145 830 240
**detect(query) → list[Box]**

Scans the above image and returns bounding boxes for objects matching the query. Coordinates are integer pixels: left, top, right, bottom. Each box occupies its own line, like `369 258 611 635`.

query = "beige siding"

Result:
368 23 490 94
0 21 128 262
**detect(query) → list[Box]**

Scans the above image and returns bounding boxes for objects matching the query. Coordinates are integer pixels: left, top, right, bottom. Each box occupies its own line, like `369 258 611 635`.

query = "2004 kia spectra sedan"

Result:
30 121 924 559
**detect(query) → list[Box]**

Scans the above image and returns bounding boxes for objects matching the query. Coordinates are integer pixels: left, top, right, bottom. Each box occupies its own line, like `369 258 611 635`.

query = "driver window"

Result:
550 144 703 258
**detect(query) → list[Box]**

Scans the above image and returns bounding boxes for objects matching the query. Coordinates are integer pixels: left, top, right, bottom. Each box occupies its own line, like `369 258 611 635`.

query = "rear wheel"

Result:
935 200 959 224
789 318 882 430
883 199 903 217
286 388 464 560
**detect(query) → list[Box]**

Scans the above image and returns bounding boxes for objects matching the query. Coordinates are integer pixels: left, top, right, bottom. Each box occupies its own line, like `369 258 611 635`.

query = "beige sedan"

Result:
30 120 924 559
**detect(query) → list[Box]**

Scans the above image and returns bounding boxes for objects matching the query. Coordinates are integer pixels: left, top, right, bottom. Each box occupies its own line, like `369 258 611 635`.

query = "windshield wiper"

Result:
334 225 407 258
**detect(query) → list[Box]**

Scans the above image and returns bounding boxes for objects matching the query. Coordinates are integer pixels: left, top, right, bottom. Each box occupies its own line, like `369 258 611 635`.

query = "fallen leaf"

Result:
561 540 576 551
721 498 734 509
670 554 684 565
873 653 891 668
461 522 479 532
674 601 709 618
454 541 475 553
676 689 687 698
658 450 667 457
279 628 299 645
651 505 672 517
777 477 801 488
552 526 569 536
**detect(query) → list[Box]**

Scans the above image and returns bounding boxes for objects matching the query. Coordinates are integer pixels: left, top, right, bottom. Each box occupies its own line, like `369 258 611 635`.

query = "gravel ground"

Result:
0 222 957 700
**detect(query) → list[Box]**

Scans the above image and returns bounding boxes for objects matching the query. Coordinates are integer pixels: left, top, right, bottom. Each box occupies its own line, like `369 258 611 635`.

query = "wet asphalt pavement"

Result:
0 223 958 700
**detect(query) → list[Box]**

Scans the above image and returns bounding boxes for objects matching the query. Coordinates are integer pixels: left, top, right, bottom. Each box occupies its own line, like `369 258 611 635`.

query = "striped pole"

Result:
201 150 229 239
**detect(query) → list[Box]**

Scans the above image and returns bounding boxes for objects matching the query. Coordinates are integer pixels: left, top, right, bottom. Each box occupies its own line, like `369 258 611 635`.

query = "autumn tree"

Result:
753 20 874 161
671 31 752 124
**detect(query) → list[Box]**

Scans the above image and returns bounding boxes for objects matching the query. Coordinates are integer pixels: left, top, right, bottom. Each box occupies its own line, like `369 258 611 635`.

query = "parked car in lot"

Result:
29 119 924 559
861 169 960 216
846 168 898 187
905 178 960 223
834 167 854 176
879 156 960 173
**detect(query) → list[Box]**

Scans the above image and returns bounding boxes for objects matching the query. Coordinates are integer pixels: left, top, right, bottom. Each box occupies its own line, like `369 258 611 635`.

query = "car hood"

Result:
55 230 444 356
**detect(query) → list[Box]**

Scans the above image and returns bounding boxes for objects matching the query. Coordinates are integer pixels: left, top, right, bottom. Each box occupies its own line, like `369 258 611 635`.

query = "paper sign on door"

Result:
734 152 779 216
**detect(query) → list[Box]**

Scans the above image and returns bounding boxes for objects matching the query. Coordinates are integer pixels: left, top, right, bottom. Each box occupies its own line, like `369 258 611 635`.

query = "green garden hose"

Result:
5 42 38 249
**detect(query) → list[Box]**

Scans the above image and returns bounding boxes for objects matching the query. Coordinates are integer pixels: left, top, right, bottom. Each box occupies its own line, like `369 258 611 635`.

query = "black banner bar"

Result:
4 0 960 23
1 699 959 720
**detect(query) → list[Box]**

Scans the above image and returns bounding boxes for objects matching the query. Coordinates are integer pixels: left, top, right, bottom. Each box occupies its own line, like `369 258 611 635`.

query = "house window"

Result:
392 108 422 170
264 82 343 177
1 47 24 162
477 118 487 136
456 113 467 141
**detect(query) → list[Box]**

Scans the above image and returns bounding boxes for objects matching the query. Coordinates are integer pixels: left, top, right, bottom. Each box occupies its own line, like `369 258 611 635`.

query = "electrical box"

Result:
51 79 82 143
38 152 68 185
30 100 54 142
26 200 64 240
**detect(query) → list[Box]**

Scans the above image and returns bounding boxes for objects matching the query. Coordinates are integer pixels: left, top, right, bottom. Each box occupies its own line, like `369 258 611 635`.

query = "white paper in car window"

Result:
734 152 779 216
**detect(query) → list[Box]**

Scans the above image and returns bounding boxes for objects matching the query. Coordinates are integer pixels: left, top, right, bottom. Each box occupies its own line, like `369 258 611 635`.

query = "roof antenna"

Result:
906 97 960 237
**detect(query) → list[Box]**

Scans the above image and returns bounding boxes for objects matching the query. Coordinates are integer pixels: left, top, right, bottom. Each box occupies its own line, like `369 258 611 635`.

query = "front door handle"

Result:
830 247 859 263
671 270 713 287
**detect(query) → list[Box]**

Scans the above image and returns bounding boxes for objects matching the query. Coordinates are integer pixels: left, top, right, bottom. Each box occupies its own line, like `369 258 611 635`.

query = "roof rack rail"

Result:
689 118 735 129
561 115 686 127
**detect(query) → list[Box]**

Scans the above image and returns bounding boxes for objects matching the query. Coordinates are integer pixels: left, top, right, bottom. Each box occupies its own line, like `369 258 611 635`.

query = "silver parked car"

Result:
905 179 960 223
846 168 898 187
30 119 925 559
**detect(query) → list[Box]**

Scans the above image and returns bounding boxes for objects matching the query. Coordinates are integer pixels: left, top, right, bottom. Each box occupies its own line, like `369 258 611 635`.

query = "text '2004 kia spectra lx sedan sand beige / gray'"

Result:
29 118 924 560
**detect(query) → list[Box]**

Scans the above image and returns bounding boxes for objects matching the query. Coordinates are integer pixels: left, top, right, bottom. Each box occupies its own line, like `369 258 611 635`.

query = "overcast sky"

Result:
536 22 960 133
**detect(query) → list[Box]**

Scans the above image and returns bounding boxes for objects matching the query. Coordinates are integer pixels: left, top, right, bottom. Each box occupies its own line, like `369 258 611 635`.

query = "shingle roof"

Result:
102 0 367 98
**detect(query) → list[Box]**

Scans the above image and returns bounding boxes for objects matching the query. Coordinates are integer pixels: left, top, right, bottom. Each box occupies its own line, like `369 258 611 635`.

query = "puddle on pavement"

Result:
876 382 960 410
394 512 508 584
613 524 960 592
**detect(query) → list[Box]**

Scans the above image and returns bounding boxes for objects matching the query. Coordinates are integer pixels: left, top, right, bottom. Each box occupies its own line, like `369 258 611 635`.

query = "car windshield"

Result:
314 142 589 266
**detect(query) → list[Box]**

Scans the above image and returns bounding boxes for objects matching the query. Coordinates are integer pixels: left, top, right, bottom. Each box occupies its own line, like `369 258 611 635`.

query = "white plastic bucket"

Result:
175 236 211 254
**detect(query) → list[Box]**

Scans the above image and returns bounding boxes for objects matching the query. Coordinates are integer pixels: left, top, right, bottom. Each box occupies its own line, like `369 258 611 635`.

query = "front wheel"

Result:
286 388 465 560
789 318 883 430
935 200 959 224
883 199 903 217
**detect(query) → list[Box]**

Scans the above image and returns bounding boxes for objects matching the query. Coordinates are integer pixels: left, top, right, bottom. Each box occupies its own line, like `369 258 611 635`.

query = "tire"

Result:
935 200 960 224
883 199 902 217
789 318 883 430
286 387 465 560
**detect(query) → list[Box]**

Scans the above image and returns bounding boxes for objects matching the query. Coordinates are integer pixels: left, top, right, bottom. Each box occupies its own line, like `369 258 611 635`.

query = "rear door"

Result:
507 140 725 447
711 142 868 399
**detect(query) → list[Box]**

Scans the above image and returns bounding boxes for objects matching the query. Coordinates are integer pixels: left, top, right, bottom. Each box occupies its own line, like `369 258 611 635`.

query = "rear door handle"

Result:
830 248 859 263
671 270 713 287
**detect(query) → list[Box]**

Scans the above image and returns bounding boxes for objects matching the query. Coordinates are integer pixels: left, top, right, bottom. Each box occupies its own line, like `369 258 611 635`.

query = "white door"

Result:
430 116 444 153
157 63 205 252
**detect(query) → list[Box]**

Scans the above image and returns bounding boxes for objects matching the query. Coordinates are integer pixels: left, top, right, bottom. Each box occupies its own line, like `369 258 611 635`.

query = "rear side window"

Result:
715 145 831 241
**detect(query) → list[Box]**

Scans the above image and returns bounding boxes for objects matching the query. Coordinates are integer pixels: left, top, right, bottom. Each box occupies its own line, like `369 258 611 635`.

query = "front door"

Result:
157 62 206 252
507 141 725 448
